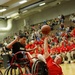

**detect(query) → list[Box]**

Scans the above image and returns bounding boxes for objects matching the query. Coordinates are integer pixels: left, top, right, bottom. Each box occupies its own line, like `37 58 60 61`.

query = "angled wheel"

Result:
31 60 48 75
4 64 23 75
4 63 31 75
10 51 30 66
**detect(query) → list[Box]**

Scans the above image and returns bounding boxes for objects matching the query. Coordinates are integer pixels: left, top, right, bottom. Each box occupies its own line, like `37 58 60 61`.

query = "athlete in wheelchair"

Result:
4 34 48 75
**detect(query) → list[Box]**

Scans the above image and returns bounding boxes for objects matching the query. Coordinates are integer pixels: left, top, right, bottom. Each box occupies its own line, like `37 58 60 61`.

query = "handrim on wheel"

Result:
31 60 48 75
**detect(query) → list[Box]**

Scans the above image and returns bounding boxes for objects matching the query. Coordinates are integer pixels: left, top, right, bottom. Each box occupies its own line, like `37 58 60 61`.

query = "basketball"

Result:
41 25 51 34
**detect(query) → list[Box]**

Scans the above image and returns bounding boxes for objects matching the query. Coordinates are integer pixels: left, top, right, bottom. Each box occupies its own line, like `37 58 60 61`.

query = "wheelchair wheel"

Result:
31 60 48 75
4 64 23 75
4 63 31 75
0 70 3 75
10 51 30 65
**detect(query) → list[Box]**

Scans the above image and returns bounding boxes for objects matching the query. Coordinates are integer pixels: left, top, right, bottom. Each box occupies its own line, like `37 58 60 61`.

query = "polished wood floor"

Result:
60 63 75 75
0 62 75 75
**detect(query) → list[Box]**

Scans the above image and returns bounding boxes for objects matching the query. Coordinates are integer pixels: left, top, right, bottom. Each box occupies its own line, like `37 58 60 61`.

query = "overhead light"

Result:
7 12 19 18
39 2 46 6
7 16 11 18
19 0 27 4
0 8 7 12
14 15 20 19
19 0 44 12
10 12 19 17
22 10 28 13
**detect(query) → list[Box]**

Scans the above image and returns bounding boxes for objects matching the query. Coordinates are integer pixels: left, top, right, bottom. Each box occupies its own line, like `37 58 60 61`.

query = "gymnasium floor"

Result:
0 63 75 75
60 63 75 75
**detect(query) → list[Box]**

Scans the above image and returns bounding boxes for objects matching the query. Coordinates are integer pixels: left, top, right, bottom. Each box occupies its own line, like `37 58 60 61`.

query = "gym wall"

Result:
0 0 75 41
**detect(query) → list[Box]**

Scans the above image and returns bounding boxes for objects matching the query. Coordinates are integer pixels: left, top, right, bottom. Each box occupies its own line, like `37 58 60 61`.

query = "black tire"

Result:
31 60 48 75
4 63 31 75
4 64 23 75
4 66 11 75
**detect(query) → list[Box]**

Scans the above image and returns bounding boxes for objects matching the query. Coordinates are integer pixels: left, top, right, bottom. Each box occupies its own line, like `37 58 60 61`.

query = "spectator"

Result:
59 23 65 31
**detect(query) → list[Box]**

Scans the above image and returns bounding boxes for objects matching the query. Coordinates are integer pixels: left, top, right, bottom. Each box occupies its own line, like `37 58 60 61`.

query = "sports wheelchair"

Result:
4 51 48 75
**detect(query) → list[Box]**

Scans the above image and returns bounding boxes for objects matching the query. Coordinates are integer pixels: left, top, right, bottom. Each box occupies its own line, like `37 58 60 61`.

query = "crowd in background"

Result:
0 13 75 65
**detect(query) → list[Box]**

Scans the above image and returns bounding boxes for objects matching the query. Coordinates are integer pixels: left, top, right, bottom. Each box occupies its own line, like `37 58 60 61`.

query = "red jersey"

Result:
46 56 63 75
70 28 75 37
56 46 61 53
25 44 35 54
66 45 72 52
